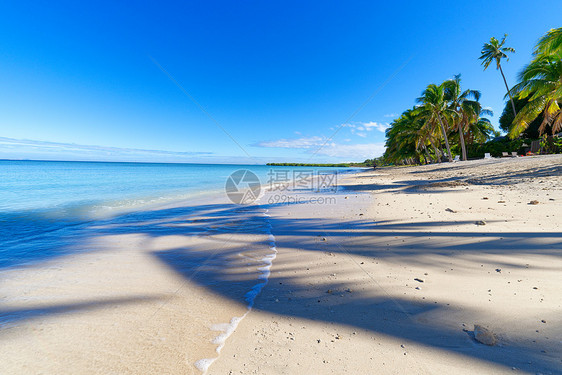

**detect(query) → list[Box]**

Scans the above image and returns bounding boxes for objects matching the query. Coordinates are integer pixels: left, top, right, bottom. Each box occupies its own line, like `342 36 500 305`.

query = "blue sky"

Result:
1 1 561 163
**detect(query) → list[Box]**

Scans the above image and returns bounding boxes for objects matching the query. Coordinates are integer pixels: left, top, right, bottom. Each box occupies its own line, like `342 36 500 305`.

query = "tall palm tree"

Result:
415 84 456 162
534 27 562 56
508 53 562 138
443 74 482 161
480 34 517 118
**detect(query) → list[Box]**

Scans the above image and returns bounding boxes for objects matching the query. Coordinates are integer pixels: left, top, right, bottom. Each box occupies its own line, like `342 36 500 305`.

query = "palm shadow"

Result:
2 195 561 373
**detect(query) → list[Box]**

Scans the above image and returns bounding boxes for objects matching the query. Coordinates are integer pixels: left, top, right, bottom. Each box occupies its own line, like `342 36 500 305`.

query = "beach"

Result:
1 155 561 374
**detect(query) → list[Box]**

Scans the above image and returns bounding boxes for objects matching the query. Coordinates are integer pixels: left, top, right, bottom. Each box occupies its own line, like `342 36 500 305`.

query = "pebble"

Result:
475 220 486 225
473 324 498 346
529 200 539 205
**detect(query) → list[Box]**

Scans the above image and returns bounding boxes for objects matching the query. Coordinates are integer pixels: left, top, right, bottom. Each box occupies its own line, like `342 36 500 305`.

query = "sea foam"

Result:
194 211 277 374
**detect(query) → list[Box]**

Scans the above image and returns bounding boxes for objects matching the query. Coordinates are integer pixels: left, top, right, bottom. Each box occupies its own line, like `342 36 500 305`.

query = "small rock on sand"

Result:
473 325 497 346
529 200 539 205
475 220 486 226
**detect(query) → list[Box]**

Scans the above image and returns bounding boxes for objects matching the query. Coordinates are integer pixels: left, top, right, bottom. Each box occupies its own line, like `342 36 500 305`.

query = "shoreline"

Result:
0 155 561 374
210 154 562 374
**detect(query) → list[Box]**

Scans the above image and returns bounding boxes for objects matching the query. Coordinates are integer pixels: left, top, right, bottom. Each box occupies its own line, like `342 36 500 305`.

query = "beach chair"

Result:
511 152 518 157
530 140 540 154
484 153 492 159
502 152 509 157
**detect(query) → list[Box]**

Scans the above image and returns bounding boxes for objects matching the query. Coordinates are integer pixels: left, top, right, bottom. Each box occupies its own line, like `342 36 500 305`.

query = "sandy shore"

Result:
1 155 561 374
210 155 562 374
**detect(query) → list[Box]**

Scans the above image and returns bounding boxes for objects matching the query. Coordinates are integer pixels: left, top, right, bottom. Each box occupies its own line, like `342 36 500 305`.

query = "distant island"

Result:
266 158 379 167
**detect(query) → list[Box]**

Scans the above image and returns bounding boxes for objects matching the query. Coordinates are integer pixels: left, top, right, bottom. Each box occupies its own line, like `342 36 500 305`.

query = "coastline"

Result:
210 155 562 374
0 155 561 374
0 191 276 374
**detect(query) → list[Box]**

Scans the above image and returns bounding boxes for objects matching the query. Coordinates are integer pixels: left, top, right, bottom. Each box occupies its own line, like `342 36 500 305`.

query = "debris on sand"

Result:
414 278 424 283
475 220 486 226
445 208 457 213
473 325 498 346
529 200 539 205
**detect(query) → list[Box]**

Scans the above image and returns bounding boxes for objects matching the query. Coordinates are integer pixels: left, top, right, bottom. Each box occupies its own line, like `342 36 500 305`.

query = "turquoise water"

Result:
0 160 355 269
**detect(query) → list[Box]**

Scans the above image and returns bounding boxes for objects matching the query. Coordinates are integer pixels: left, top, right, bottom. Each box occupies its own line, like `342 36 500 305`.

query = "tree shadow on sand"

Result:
2 195 561 373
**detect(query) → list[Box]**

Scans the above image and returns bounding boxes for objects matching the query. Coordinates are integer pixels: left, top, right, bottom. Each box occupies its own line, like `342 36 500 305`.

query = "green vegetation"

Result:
381 27 562 166
266 159 379 167
508 51 562 138
479 34 517 117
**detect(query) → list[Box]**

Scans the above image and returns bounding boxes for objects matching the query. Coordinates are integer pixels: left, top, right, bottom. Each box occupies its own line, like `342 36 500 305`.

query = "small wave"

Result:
194 211 277 374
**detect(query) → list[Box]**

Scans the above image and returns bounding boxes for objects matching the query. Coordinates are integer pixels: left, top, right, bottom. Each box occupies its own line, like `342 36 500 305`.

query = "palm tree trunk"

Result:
423 145 431 164
437 117 453 162
431 144 441 163
458 122 467 161
499 64 517 118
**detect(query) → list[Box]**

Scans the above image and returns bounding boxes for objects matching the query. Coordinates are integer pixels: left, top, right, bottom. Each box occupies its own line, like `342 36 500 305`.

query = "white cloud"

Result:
0 137 213 163
356 132 367 138
252 136 327 149
252 135 385 158
361 121 390 132
309 142 386 158
384 113 398 118
342 121 390 134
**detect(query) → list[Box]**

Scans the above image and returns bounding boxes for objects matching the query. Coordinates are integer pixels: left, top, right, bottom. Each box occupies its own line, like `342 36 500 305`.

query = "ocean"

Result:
0 160 355 269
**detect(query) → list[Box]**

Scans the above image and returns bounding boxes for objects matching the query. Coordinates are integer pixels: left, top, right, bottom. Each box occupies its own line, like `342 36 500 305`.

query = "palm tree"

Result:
508 53 562 138
415 84 456 162
480 34 517 118
466 108 494 145
443 74 482 161
384 109 426 164
534 27 562 56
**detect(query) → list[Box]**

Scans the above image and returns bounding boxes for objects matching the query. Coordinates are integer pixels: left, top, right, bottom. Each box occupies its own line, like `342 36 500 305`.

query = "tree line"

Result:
382 27 562 165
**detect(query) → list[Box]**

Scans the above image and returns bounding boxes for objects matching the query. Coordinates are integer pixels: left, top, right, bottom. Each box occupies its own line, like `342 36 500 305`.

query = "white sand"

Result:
1 155 561 374
210 155 562 374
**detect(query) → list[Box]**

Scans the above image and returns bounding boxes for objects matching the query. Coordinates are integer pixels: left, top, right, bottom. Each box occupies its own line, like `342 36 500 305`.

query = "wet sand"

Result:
1 155 561 374
211 155 562 374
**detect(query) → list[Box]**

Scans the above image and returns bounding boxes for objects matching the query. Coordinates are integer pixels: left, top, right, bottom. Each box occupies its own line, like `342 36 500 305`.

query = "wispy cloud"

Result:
384 113 398 118
342 121 390 134
0 137 213 163
310 142 385 158
252 136 385 158
252 136 327 149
